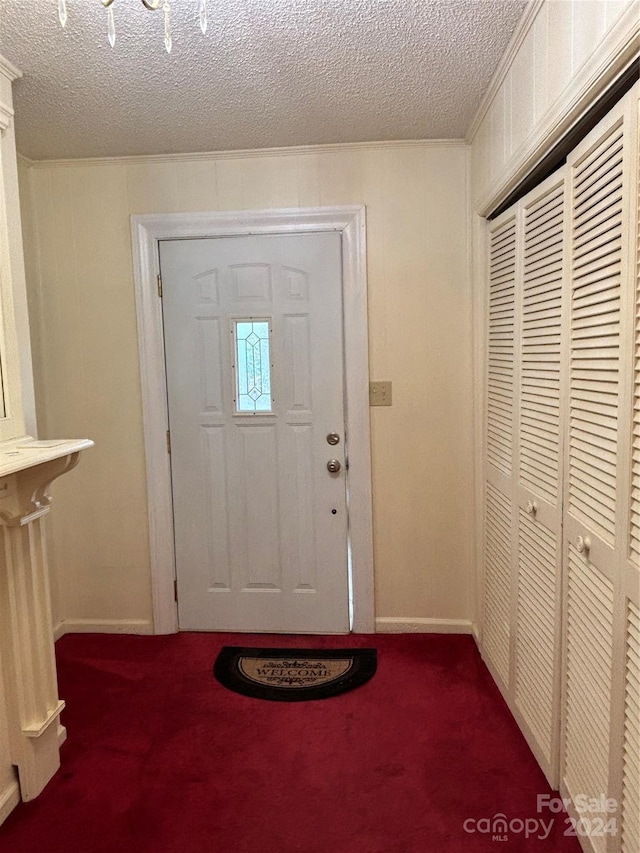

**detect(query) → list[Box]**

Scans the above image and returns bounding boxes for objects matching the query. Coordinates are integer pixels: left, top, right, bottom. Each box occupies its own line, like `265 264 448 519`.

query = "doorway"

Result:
131 207 374 634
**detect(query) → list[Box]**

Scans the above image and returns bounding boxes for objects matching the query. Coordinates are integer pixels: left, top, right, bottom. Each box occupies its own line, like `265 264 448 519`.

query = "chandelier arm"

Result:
141 0 163 9
100 0 116 6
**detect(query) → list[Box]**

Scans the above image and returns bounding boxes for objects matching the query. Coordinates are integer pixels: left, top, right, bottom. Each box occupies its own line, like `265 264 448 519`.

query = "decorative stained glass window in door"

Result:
233 320 273 413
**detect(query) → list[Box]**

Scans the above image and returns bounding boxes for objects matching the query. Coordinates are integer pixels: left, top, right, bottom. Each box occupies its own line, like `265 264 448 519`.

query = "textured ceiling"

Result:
0 0 528 161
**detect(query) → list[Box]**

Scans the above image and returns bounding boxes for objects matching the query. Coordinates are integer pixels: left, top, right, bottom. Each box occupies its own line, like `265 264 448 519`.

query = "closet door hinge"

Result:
174 579 178 602
166 430 171 454
157 273 163 297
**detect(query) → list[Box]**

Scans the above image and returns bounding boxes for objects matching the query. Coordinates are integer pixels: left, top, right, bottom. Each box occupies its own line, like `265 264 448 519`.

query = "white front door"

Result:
159 232 350 633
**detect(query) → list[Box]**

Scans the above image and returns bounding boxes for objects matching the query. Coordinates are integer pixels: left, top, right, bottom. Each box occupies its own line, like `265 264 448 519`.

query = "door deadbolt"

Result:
327 459 341 473
326 433 340 446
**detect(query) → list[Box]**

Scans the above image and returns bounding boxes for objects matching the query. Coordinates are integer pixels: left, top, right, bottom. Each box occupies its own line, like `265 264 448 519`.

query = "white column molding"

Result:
0 441 92 802
0 55 22 84
0 102 14 134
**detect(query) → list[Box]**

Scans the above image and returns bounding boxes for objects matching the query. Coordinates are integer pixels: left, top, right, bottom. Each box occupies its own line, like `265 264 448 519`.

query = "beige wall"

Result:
19 142 475 630
470 0 639 212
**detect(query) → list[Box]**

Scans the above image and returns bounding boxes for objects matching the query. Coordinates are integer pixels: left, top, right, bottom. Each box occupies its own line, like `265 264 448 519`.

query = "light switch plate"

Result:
369 381 392 406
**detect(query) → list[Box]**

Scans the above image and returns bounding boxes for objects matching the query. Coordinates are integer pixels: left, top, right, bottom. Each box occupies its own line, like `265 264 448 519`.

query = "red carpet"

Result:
0 633 580 852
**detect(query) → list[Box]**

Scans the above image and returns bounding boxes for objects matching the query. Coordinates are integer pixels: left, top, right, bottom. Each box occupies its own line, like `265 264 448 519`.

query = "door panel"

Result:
620 95 640 853
513 177 566 782
160 233 349 633
518 181 564 507
486 216 517 478
563 545 614 850
560 89 638 853
483 479 513 686
567 120 625 547
621 593 640 853
515 508 558 762
483 209 518 691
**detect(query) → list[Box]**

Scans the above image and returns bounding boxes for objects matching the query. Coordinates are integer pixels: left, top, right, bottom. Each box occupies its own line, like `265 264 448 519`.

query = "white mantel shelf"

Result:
0 438 94 478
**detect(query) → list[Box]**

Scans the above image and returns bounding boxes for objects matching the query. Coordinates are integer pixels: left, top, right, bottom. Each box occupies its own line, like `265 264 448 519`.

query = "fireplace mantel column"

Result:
0 439 92 800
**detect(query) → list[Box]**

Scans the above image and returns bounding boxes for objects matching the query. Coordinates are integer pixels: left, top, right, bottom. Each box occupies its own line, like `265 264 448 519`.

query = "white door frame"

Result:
131 206 374 635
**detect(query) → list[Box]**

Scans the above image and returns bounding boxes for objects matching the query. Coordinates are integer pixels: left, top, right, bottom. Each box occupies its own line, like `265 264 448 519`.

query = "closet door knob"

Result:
526 500 537 516
576 535 591 554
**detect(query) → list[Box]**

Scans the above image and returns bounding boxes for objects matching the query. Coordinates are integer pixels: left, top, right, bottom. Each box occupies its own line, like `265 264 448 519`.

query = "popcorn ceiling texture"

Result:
0 0 527 161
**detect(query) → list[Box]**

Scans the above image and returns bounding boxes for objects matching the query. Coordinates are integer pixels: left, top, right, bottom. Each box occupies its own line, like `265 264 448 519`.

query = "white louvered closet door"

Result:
513 173 567 787
561 87 638 853
617 90 640 853
483 211 518 691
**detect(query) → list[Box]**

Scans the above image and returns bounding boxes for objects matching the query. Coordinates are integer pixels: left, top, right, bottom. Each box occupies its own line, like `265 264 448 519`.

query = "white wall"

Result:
19 141 475 633
470 0 639 213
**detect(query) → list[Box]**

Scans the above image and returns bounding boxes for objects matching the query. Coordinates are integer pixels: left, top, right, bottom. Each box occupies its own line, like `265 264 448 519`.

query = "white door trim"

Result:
131 206 374 635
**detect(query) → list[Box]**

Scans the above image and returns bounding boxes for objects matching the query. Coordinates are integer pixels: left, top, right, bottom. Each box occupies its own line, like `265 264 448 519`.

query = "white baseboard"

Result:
0 778 20 827
53 616 474 637
375 617 475 634
53 619 153 638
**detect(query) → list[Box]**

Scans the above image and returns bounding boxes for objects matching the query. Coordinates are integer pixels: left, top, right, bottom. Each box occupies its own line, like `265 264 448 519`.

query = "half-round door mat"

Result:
213 647 377 701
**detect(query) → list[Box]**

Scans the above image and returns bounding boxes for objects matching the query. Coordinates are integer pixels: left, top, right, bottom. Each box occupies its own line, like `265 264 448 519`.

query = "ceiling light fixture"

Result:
57 0 208 54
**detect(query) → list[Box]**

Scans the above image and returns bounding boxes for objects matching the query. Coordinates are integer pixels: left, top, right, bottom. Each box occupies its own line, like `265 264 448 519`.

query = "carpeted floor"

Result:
0 633 581 853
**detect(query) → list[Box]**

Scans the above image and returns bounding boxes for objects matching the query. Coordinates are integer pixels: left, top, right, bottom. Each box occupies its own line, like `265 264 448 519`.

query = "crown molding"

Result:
16 153 34 169
23 137 467 169
465 0 545 145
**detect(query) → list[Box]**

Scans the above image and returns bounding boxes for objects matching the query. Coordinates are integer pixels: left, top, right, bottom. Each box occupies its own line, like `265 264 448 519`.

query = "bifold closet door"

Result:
483 211 517 691
561 85 638 853
482 173 567 788
617 91 640 853
512 173 566 786
481 81 639 852
481 171 566 784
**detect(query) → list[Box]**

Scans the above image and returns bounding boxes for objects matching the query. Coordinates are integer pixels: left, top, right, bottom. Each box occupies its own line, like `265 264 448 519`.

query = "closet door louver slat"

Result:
621 600 640 853
487 218 517 477
568 124 625 547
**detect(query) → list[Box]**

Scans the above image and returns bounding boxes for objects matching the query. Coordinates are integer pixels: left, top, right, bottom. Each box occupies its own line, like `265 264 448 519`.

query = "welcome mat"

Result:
213 647 377 701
